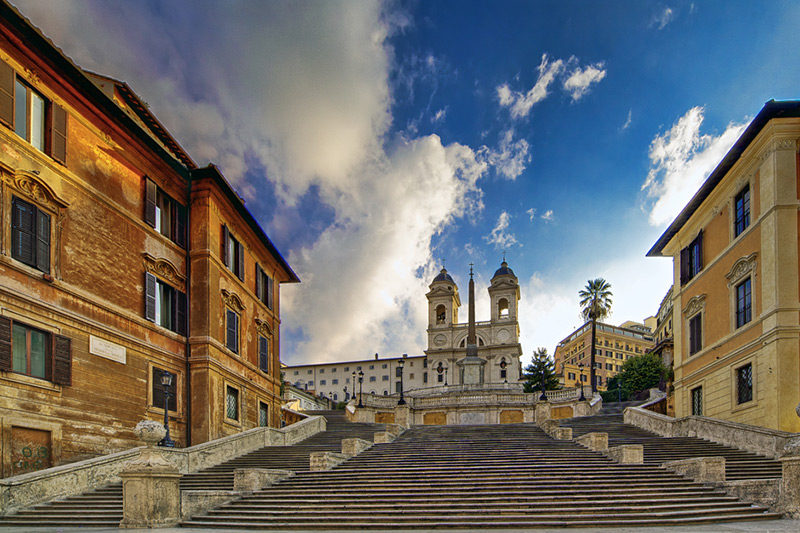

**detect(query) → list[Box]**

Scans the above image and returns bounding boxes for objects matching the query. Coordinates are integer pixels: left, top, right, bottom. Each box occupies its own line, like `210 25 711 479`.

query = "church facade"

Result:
424 261 523 386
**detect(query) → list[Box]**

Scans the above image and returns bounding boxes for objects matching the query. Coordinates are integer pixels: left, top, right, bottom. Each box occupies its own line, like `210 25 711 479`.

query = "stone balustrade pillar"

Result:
119 420 181 529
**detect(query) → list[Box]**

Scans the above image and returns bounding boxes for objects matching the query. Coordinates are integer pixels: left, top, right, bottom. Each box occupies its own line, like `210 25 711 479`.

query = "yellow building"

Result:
648 100 800 432
554 321 654 391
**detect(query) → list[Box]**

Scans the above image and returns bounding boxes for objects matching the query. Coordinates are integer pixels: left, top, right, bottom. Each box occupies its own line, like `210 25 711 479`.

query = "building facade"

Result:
286 353 428 402
0 1 296 478
424 262 523 385
648 100 800 432
554 321 655 391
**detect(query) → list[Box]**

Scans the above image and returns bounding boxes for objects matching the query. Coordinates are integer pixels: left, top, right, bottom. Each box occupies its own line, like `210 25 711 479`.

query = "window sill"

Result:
223 417 242 429
731 398 756 414
1 371 61 392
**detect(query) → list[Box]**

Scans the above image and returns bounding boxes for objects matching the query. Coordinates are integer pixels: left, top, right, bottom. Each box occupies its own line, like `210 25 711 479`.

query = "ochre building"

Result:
0 1 297 478
648 100 800 432
554 321 655 391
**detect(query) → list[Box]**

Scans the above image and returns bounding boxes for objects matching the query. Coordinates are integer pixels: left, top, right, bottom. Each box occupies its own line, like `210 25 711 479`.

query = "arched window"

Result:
436 304 446 324
333 393 338 401
498 298 509 318
383 390 388 395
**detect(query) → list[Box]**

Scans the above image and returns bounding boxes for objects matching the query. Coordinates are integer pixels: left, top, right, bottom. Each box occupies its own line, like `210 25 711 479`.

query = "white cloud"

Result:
479 129 531 179
641 106 748 227
540 209 554 222
432 108 447 123
562 62 606 102
654 7 674 30
527 208 537 221
621 109 633 131
497 54 607 118
485 212 518 250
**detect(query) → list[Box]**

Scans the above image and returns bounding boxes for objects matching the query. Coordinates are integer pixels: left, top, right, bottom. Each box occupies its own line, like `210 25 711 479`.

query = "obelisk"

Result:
458 264 485 384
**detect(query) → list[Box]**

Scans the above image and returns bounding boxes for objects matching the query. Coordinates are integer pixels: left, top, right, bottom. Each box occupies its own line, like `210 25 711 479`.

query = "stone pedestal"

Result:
458 352 485 385
606 444 643 464
576 432 608 452
779 455 800 518
394 404 411 428
663 456 725 483
119 420 181 529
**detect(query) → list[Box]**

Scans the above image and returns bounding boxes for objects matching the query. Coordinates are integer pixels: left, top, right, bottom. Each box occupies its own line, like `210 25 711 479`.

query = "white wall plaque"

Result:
89 335 126 364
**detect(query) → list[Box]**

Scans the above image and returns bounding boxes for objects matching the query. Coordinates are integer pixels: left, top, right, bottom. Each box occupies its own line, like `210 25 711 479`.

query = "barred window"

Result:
691 386 702 416
259 401 269 427
737 364 753 405
226 385 239 420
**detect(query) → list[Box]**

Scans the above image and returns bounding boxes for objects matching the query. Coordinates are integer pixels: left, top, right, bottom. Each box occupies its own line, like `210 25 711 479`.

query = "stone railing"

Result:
0 415 326 516
406 382 525 397
624 406 796 459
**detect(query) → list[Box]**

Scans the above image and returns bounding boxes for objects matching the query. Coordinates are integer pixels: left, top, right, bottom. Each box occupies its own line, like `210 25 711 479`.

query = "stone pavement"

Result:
2 520 800 533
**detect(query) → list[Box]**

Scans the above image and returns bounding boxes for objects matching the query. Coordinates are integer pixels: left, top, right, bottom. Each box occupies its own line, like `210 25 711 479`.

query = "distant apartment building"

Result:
554 321 655 391
648 100 800 432
286 353 428 401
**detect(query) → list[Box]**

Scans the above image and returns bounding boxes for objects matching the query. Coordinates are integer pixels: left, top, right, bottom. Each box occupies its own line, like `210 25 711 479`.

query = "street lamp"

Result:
539 367 548 402
444 366 448 386
343 385 348 402
577 363 586 401
159 371 175 447
397 358 406 405
357 370 364 408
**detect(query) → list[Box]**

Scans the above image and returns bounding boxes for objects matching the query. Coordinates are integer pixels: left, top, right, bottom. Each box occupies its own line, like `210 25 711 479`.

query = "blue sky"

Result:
14 0 800 365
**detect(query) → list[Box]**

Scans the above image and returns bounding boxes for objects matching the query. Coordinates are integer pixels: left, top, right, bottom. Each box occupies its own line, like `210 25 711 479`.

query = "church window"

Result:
498 298 509 318
436 304 446 324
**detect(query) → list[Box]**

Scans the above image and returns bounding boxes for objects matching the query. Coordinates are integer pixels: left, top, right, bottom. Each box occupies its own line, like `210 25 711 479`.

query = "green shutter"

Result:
51 104 67 164
52 334 71 386
0 316 12 372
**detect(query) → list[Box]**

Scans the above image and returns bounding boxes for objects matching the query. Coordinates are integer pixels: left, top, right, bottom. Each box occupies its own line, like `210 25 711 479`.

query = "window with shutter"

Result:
0 316 12 372
0 317 67 384
52 334 71 386
0 60 69 161
258 335 269 373
145 177 186 247
145 272 186 335
680 232 703 284
226 309 239 353
222 224 230 267
11 196 50 273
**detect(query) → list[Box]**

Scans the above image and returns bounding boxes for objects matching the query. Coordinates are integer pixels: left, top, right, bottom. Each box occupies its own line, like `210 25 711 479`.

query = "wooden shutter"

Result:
175 202 187 248
679 247 689 285
0 316 12 372
0 60 13 127
221 224 229 267
144 177 157 228
267 275 274 310
236 240 244 281
52 334 71 386
259 336 269 373
36 209 50 273
696 230 704 271
255 264 263 301
145 272 157 322
11 197 36 267
226 310 238 353
176 289 187 336
51 104 67 164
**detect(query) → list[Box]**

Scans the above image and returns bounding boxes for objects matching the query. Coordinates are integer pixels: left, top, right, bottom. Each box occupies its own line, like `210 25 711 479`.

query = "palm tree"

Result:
579 278 612 393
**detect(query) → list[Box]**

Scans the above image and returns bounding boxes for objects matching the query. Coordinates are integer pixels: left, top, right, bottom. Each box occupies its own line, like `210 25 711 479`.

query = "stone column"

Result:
780 429 800 518
119 420 182 529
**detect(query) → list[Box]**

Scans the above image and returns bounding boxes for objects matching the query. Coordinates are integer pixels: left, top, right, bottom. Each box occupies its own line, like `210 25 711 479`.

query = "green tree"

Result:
578 278 612 393
603 352 666 402
523 347 561 393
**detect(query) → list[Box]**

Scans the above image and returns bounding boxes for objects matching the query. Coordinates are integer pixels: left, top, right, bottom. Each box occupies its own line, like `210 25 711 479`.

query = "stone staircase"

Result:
559 412 783 480
0 410 382 528
182 423 781 529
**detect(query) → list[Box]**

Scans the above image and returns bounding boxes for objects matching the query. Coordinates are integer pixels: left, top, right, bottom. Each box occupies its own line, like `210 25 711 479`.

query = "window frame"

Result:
258 401 269 427
735 277 752 329
680 231 704 285
151 367 178 412
221 224 245 281
144 272 187 336
0 60 67 163
226 308 239 354
255 263 274 310
225 384 240 422
0 316 70 385
11 195 51 273
145 177 186 248
733 185 751 238
736 363 753 405
691 386 703 416
258 335 269 374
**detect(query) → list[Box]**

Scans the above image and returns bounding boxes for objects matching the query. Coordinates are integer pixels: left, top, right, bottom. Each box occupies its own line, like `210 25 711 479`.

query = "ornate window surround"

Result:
1 168 69 279
683 294 706 357
726 253 757 332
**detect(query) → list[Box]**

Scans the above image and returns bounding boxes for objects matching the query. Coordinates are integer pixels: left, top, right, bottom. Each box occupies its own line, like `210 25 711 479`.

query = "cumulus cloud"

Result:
485 212 518 250
432 108 447 123
497 54 606 118
562 62 606 101
526 208 537 221
479 129 531 179
14 0 498 363
540 209 554 222
641 106 748 227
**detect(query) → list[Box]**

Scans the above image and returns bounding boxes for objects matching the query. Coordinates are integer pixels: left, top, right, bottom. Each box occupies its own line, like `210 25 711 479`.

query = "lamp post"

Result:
397 358 406 405
539 367 548 401
159 371 175 447
344 386 348 402
357 370 364 408
444 366 448 386
578 363 586 401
